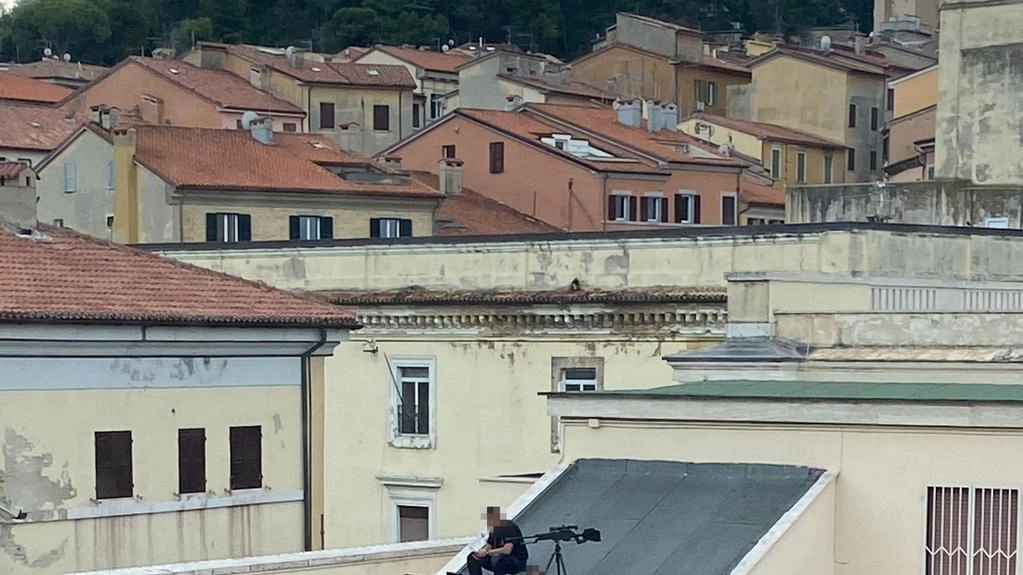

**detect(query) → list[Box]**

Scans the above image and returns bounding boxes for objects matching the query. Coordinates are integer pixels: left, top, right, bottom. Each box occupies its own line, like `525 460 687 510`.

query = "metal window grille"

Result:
925 486 1019 575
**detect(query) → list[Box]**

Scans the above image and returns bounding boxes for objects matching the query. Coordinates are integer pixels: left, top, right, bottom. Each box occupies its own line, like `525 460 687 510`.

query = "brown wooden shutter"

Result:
660 197 669 222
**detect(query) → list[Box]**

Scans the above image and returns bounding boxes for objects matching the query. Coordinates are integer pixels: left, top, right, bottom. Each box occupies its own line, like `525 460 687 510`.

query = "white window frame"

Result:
721 192 738 226
388 357 436 449
63 160 76 193
218 214 240 243
387 487 437 543
378 218 403 239
707 81 717 106
922 485 1021 575
611 191 631 221
676 190 695 224
550 357 603 453
558 367 599 392
298 216 323 240
429 94 444 120
796 150 807 183
643 193 663 222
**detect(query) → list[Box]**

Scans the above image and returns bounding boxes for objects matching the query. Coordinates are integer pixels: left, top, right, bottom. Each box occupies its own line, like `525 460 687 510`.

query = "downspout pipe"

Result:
301 327 329 551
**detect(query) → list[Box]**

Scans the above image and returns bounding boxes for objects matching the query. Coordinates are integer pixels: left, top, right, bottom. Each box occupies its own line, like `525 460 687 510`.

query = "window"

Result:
721 193 737 225
985 217 1010 229
847 149 856 172
412 103 421 129
370 217 413 238
319 102 335 129
640 194 668 223
290 215 333 241
373 105 390 131
747 217 766 225
430 94 444 120
489 142 504 173
177 428 206 495
824 151 834 184
927 165 935 180
870 107 879 131
883 136 890 163
870 150 878 171
389 358 436 449
674 192 699 223
52 219 64 227
559 367 599 391
95 431 132 500
796 151 806 183
608 193 636 222
924 486 1019 574
397 506 430 542
707 82 717 106
770 147 781 178
887 88 895 113
229 426 262 490
848 103 857 128
236 119 243 129
442 145 456 159
205 213 251 243
694 79 716 107
283 123 297 133
106 215 114 228
63 161 76 193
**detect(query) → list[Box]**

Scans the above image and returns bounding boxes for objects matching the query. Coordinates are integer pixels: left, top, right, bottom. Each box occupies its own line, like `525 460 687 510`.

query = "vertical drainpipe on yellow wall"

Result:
301 328 329 551
112 128 138 244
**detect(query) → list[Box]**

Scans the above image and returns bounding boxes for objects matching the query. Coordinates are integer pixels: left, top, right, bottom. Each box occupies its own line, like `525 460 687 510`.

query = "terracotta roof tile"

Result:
0 71 73 103
320 285 726 306
0 104 79 151
3 60 107 83
0 162 30 178
128 57 304 114
368 45 471 73
754 46 887 76
133 126 441 198
0 224 358 327
224 44 416 87
690 113 846 147
411 171 561 235
741 176 784 206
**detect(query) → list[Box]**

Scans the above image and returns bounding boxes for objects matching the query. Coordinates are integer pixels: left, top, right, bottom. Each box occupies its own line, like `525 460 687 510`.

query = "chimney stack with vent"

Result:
853 35 866 56
647 101 663 133
661 103 679 132
615 99 642 128
438 158 464 196
250 116 274 145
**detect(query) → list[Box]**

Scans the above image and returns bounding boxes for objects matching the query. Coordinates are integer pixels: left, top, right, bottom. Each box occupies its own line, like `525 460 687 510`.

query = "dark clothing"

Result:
466 552 526 575
488 520 528 561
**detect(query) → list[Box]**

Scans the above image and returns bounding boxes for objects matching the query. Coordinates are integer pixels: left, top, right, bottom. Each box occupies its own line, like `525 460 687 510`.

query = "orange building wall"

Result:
571 46 677 103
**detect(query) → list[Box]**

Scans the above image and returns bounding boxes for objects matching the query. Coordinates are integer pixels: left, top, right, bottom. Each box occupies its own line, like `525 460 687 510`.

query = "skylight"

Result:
367 69 380 76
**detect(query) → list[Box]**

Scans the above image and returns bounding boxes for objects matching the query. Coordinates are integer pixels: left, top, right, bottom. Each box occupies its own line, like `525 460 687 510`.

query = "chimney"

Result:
112 128 139 244
380 155 403 169
505 94 523 110
250 116 274 145
853 35 866 56
0 164 36 230
661 103 679 132
90 105 103 126
438 158 464 196
647 101 663 133
615 99 642 128
107 107 121 130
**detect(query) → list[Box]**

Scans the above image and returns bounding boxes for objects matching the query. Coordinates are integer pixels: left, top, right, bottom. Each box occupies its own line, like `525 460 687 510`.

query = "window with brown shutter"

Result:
373 105 390 131
178 428 206 494
489 142 504 173
95 431 132 499
319 103 335 129
628 196 638 222
229 426 262 490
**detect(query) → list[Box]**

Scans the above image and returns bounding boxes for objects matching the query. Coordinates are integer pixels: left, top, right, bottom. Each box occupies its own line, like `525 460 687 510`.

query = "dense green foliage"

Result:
0 0 872 65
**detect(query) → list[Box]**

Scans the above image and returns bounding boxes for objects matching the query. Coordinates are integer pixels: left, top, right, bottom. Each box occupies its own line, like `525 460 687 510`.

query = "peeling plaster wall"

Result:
777 311 1023 347
936 0 1023 183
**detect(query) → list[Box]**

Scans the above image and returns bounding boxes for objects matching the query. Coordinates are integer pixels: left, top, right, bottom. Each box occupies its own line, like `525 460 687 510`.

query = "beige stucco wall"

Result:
752 57 849 144
680 117 763 159
36 129 115 239
178 195 437 242
137 165 178 243
560 419 1023 575
308 86 413 156
571 45 677 102
746 477 835 575
1 385 303 574
891 66 938 118
887 105 935 165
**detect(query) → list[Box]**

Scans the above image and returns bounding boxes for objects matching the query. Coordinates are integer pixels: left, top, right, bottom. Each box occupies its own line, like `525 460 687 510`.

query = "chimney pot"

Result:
615 98 642 128
438 158 463 196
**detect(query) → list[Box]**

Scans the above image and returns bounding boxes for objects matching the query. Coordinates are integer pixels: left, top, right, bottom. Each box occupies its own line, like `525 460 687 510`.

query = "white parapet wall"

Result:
68 538 476 575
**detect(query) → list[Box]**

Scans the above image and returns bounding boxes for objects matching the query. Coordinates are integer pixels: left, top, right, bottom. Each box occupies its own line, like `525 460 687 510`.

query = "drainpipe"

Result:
301 327 329 551
601 172 609 232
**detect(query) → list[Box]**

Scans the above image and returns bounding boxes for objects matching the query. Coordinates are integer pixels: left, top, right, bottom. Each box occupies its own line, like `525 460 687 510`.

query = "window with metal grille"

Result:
95 431 132 499
178 428 206 495
924 486 1019 575
397 366 430 435
319 103 335 129
559 367 598 392
398 505 430 542
373 105 390 131
229 426 262 490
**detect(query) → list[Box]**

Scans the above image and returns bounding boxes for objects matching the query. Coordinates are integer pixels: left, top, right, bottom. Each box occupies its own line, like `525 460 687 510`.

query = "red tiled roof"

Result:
0 162 29 178
368 45 471 73
497 74 612 100
334 46 368 62
525 104 743 167
133 127 441 197
0 104 79 151
320 285 726 306
741 176 785 206
223 44 416 87
0 71 73 103
411 171 561 235
753 46 887 76
689 113 846 148
700 52 752 75
0 224 358 328
128 57 304 114
3 60 107 83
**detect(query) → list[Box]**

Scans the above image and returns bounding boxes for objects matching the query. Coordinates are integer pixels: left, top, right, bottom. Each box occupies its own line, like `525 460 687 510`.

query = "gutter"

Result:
300 327 329 550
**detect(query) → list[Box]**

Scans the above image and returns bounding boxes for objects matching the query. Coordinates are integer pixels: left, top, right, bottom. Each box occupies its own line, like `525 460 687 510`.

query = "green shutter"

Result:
399 219 413 237
289 216 300 240
369 218 380 238
206 213 218 242
238 214 251 242
321 217 333 239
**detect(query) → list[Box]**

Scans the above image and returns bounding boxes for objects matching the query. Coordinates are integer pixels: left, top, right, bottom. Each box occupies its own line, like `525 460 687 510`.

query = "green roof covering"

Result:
610 380 1023 403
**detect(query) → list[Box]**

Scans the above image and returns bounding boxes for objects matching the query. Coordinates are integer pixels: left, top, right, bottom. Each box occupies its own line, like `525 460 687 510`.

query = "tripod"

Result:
543 539 569 575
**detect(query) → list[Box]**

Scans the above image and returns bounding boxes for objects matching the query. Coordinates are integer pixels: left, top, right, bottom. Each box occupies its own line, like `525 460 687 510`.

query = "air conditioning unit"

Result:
694 101 706 112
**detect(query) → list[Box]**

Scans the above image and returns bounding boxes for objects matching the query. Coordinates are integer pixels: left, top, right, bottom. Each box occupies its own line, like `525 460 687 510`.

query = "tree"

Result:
318 6 382 50
7 0 112 63
171 17 213 54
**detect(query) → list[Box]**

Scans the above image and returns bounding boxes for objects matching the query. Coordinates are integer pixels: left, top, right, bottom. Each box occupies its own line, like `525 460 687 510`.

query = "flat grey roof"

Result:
455 459 822 575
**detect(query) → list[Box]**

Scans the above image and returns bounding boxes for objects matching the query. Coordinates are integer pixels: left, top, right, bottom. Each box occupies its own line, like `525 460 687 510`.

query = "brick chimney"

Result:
438 158 463 196
0 163 36 230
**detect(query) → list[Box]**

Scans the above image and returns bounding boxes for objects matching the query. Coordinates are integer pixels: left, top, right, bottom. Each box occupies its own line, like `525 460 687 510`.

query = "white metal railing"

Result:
871 286 1023 312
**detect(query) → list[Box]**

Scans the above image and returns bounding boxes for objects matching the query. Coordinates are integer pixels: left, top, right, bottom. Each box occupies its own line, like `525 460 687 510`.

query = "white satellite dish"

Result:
441 44 450 53
820 35 832 50
43 47 52 57
448 39 455 47
240 110 260 130
62 53 71 62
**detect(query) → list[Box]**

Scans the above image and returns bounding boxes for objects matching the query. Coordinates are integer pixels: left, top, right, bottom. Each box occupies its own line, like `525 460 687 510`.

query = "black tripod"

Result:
542 539 569 575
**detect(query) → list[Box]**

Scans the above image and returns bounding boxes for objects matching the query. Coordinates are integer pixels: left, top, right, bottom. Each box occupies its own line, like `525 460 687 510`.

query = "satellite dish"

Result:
240 110 259 130
62 53 71 62
441 44 450 53
820 35 832 50
43 47 52 57
448 39 455 47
